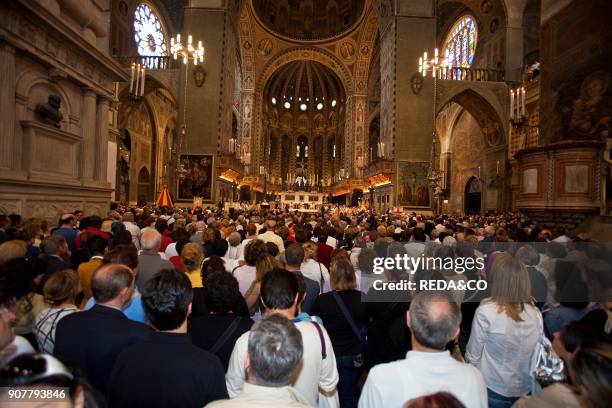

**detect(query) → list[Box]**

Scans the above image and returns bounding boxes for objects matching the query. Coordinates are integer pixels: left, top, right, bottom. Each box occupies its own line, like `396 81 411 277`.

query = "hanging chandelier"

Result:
171 34 204 65
418 48 453 210
171 33 204 180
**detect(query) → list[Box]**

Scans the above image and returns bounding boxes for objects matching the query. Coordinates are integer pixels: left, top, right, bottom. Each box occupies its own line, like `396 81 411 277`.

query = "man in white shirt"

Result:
257 219 285 253
359 291 487 408
226 269 339 407
122 212 141 250
349 235 365 269
208 315 310 408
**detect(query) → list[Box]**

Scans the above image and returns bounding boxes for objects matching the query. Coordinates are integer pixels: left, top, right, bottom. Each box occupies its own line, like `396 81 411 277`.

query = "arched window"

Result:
443 16 477 68
133 3 168 57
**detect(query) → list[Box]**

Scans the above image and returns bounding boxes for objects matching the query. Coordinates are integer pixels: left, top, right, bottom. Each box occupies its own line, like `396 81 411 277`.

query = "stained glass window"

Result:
443 16 477 68
133 4 168 58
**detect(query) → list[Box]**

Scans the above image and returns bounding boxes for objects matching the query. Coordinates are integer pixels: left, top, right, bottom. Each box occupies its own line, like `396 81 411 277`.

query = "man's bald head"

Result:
91 264 134 303
408 291 461 350
122 212 134 222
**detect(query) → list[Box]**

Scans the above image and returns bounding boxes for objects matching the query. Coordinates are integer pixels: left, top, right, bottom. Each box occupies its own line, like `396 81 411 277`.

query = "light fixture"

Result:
169 32 204 180
129 62 145 99
418 47 455 213
300 103 307 111
331 99 337 107
272 97 276 105
509 87 527 126
170 33 204 65
317 102 323 110
284 101 291 109
418 47 452 79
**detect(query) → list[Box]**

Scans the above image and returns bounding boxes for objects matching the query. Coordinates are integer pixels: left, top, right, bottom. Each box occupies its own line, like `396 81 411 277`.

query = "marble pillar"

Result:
0 42 16 171
95 96 110 181
81 88 97 181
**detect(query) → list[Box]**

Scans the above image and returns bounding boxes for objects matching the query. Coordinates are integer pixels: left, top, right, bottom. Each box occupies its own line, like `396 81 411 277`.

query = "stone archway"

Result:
137 166 151 203
465 176 482 214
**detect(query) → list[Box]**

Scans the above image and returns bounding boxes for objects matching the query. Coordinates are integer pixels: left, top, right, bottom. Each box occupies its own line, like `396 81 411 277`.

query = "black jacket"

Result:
108 332 228 408
291 270 320 315
39 254 72 290
54 304 152 394
189 314 253 371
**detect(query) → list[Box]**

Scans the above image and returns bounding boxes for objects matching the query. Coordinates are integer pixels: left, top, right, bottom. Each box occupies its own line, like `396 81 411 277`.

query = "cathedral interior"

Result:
0 0 611 233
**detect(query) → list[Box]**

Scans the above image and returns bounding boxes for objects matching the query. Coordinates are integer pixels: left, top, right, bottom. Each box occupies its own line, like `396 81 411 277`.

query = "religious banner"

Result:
178 155 213 201
397 161 431 208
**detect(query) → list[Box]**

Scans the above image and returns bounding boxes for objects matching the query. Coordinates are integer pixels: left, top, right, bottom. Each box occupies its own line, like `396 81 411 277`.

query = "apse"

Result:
262 60 345 190
252 0 366 40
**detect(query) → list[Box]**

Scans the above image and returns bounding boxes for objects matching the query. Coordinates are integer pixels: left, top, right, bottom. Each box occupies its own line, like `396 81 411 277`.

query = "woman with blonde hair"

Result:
300 241 330 292
312 257 367 408
466 254 540 408
181 243 204 288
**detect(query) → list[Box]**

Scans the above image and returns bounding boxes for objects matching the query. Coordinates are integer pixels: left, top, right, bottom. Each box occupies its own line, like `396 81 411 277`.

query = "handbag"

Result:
531 307 565 393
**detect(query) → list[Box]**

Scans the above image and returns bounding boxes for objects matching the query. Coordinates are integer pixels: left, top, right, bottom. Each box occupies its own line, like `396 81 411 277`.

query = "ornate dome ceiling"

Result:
264 60 345 114
252 0 366 41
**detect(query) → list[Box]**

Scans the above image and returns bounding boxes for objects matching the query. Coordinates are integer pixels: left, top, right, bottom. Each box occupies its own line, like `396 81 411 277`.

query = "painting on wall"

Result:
554 69 612 142
177 155 213 201
397 162 430 207
522 168 538 194
564 164 589 193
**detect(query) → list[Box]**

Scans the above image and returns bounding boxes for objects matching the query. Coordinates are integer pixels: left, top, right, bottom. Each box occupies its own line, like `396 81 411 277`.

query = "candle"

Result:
129 63 135 93
478 166 481 179
140 66 145 96
134 64 139 95
496 160 500 176
521 87 526 117
509 90 514 119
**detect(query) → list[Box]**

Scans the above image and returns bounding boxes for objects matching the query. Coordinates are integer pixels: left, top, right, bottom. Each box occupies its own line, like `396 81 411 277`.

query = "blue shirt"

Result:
85 294 147 324
52 227 79 252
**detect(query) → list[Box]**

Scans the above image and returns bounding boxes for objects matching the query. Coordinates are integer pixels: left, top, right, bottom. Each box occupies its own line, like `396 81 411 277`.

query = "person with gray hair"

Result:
39 235 71 288
359 291 487 408
225 231 244 261
208 314 309 407
136 227 173 289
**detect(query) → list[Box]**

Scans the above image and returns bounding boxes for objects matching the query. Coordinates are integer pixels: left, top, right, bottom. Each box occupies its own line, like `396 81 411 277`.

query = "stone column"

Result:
307 135 314 184
81 88 97 181
95 96 110 181
289 134 296 185
393 1 436 163
0 42 16 170
322 134 329 185
505 0 527 82
343 96 354 176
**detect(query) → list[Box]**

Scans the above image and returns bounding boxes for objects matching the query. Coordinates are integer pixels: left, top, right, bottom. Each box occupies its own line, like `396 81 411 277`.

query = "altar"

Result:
279 191 326 208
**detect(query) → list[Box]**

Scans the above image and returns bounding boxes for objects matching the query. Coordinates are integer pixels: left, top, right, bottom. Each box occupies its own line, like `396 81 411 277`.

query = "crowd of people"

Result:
0 203 610 408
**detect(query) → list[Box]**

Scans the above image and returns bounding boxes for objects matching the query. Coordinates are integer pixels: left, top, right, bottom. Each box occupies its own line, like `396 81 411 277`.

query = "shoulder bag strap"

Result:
317 262 325 291
331 291 365 345
210 316 242 354
311 321 327 359
231 265 240 276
